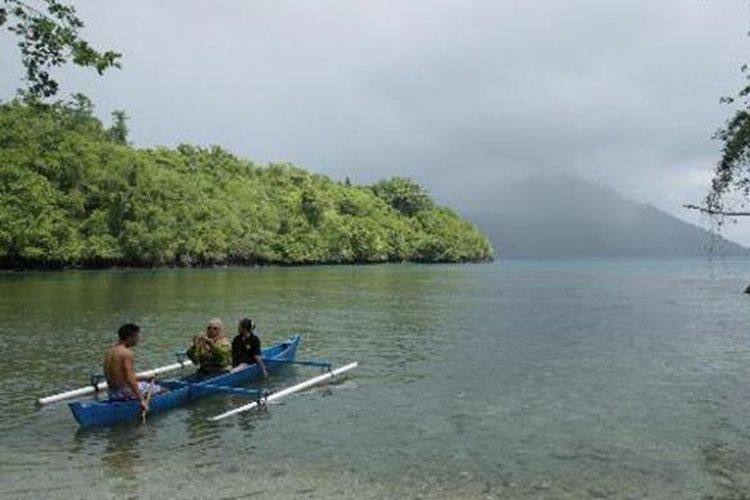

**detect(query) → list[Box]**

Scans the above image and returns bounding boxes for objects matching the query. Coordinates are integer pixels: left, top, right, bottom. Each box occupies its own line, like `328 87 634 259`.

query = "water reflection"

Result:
72 425 147 497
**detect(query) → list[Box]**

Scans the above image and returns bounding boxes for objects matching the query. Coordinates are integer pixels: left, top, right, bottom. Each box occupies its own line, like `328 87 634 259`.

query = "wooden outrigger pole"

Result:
208 361 358 422
37 360 194 406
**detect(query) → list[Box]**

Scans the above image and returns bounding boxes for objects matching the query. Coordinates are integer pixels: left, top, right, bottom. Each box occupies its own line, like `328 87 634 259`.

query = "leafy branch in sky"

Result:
0 0 121 99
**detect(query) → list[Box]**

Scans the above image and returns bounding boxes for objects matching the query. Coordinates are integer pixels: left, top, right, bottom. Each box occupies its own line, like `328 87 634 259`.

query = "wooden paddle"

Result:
141 379 156 424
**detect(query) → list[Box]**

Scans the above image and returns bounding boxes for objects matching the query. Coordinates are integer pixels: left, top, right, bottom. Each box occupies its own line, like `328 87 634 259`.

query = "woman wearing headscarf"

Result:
186 318 232 375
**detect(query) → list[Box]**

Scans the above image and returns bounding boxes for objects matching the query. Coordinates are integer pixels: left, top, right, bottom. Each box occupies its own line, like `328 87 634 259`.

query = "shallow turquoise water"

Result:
2 260 750 498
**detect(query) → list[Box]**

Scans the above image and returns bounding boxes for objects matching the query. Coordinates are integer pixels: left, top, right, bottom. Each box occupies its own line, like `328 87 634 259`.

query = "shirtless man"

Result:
104 323 160 411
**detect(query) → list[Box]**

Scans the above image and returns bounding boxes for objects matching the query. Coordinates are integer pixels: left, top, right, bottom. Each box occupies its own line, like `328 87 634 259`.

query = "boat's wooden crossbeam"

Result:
263 358 332 370
169 380 269 398
174 351 190 367
89 373 106 390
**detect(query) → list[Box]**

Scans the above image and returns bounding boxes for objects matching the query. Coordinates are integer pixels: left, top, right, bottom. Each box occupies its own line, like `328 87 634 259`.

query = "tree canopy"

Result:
0 100 494 268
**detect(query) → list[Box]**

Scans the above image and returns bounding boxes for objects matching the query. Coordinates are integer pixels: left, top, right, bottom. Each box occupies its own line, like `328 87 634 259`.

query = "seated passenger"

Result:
104 323 162 408
231 318 268 378
187 318 232 376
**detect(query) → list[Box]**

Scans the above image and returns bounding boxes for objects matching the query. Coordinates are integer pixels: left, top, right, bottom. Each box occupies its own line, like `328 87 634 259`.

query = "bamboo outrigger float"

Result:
208 361 359 422
37 359 196 406
37 335 358 428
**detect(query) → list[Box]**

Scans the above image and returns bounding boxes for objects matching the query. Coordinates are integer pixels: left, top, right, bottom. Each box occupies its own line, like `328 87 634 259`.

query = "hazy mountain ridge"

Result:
472 176 750 259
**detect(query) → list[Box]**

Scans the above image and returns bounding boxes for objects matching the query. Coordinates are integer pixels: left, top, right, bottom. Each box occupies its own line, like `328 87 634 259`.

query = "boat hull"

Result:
69 335 301 427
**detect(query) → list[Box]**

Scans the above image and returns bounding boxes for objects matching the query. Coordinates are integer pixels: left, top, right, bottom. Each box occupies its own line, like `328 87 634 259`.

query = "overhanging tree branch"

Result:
684 204 750 216
1 0 121 99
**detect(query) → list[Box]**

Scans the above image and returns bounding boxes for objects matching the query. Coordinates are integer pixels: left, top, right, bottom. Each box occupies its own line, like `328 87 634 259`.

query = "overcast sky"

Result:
2 0 749 242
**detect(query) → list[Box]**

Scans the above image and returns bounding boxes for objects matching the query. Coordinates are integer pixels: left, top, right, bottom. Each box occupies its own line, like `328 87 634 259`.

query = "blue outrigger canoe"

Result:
69 335 301 427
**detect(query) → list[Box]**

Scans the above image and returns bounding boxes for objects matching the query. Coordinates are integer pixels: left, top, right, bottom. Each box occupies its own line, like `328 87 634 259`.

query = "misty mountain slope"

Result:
472 176 749 259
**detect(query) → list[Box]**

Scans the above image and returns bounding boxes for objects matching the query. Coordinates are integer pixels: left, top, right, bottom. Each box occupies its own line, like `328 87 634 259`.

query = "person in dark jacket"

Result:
231 318 268 378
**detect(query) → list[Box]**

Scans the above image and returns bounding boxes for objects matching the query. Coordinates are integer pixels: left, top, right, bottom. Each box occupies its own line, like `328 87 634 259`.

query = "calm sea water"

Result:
2 260 750 499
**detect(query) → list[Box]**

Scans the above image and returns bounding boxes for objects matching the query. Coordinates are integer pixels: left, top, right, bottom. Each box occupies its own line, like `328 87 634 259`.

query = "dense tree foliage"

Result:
0 100 494 268
1 0 121 99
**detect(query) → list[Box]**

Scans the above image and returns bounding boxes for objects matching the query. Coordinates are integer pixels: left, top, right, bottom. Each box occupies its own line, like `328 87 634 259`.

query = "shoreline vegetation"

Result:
0 99 494 270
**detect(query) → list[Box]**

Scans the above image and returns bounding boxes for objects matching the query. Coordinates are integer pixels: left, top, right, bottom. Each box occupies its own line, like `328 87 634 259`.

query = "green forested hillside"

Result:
0 99 493 268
